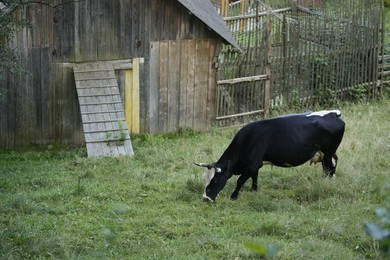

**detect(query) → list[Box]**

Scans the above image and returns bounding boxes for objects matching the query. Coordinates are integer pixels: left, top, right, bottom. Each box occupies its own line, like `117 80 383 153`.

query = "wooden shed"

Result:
0 0 239 148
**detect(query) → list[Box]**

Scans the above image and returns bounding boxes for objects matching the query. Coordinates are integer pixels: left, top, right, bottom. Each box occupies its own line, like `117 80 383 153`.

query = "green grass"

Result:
1 99 390 259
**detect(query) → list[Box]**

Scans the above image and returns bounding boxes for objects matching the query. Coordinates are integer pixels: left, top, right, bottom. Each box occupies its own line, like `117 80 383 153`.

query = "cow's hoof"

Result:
230 195 238 200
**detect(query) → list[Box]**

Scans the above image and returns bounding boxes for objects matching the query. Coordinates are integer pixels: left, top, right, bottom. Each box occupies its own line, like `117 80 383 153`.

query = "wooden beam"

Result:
62 59 133 70
131 58 141 134
217 74 268 85
223 7 291 21
125 69 133 134
216 109 265 120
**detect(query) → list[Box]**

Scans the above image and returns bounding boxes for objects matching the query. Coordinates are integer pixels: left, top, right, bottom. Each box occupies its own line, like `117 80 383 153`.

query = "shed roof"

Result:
177 0 240 51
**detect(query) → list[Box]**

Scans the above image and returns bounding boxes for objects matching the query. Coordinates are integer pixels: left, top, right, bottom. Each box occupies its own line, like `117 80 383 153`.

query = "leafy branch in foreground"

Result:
0 0 84 80
244 241 278 258
364 207 390 256
0 0 34 80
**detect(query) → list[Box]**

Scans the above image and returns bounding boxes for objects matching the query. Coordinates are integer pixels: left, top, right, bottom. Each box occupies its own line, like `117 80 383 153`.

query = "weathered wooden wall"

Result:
0 0 222 147
149 39 218 134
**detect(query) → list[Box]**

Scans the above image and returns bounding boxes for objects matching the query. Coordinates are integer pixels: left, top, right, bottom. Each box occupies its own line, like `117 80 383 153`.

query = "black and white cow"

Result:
195 110 345 202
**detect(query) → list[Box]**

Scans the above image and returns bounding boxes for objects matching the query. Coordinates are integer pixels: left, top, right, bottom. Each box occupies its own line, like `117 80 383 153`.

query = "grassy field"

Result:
0 99 389 259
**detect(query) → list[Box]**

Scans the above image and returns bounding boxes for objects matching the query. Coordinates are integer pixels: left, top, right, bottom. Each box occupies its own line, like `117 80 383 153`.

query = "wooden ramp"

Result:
73 62 134 157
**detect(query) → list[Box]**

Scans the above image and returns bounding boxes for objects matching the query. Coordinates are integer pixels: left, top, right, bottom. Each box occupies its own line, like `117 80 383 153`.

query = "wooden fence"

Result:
214 0 384 125
380 33 390 84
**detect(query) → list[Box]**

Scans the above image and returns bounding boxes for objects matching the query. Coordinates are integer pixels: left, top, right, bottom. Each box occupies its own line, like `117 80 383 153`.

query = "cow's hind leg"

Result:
322 153 337 177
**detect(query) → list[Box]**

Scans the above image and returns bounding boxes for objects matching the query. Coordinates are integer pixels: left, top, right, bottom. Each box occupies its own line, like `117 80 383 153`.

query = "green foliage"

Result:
105 120 128 146
347 85 369 103
0 0 33 80
385 0 390 8
308 54 339 107
244 241 278 258
365 207 390 256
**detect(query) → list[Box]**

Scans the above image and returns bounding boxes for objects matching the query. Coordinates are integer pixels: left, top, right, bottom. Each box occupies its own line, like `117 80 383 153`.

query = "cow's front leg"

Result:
230 173 251 200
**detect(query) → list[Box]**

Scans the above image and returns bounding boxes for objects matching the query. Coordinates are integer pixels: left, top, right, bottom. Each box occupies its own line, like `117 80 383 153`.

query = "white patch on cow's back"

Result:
306 110 341 117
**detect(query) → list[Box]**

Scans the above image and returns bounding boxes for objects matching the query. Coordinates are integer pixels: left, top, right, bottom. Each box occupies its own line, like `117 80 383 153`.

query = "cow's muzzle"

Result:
202 194 215 203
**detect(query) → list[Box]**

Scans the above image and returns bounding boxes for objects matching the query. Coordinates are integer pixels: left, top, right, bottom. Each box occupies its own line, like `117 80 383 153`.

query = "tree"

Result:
0 0 33 80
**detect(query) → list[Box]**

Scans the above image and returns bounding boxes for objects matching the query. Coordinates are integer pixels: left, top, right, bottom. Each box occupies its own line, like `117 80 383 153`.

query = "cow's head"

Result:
194 161 231 202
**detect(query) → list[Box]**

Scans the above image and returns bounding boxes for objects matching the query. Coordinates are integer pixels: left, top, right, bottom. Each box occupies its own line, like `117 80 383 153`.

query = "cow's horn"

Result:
193 162 209 168
194 162 222 173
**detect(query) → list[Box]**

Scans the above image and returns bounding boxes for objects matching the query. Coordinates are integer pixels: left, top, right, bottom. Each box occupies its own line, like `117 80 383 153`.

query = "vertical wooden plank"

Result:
62 66 74 143
74 0 81 61
140 1 152 54
87 0 98 60
206 39 218 128
124 63 140 135
61 2 75 62
12 54 23 146
150 0 160 42
131 58 141 134
264 5 272 117
0 77 6 147
138 0 146 55
138 57 147 133
96 0 105 60
168 40 180 132
159 41 169 133
131 0 140 57
179 40 189 129
111 0 121 59
149 41 160 134
41 47 51 143
125 69 133 133
54 63 63 141
193 40 210 131
185 40 196 130
7 73 16 147
31 48 42 144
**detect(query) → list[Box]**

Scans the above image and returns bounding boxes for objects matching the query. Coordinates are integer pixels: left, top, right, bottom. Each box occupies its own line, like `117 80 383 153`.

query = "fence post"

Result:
221 0 228 17
264 3 272 118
